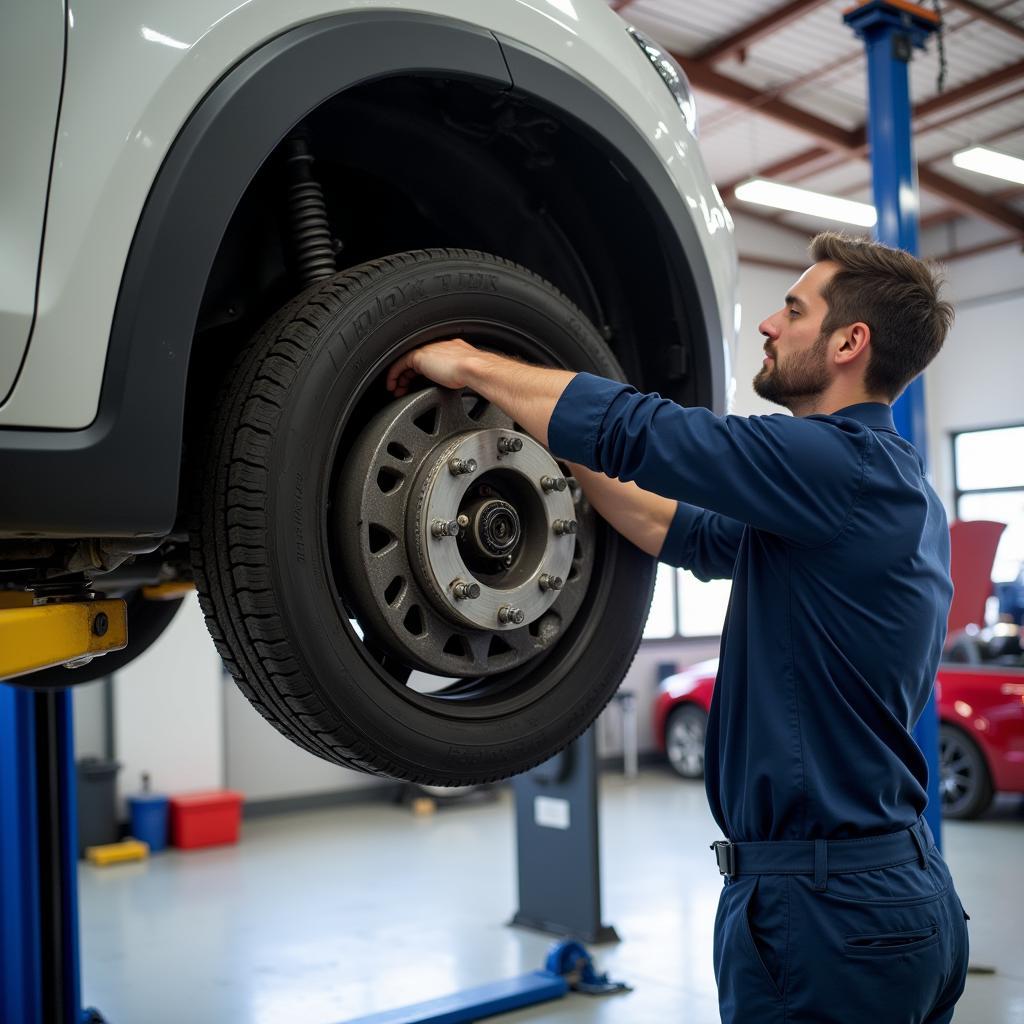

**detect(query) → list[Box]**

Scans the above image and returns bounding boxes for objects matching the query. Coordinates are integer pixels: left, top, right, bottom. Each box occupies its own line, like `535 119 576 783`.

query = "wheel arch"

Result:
0 10 724 541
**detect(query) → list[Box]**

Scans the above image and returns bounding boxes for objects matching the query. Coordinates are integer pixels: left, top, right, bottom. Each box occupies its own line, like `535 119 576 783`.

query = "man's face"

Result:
753 261 838 410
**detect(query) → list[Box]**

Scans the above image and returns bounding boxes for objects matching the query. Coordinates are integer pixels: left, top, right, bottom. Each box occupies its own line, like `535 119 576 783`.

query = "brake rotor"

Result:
334 388 594 678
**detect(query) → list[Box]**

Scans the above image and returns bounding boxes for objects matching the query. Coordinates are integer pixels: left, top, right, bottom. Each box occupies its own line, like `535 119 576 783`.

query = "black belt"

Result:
710 818 934 891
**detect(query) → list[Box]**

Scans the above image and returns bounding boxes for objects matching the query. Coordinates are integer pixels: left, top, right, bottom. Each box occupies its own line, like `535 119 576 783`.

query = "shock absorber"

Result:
284 132 338 288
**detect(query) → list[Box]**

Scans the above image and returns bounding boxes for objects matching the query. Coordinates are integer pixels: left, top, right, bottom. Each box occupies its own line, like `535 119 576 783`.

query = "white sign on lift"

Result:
534 795 571 830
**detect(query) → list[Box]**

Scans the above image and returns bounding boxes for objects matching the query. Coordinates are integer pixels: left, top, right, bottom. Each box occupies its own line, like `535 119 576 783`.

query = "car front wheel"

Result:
191 249 657 785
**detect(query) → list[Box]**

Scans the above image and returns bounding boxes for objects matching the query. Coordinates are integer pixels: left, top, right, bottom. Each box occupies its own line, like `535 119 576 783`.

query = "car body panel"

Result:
0 0 65 403
0 0 736 429
653 657 717 752
656 657 1024 801
937 665 1024 792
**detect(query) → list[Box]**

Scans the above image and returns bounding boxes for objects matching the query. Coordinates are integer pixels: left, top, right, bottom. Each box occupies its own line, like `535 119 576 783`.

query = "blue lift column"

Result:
0 686 85 1024
844 0 943 847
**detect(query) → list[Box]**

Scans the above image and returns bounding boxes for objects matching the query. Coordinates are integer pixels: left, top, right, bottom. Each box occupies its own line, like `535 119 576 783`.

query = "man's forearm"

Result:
567 463 677 558
462 352 574 447
388 343 677 557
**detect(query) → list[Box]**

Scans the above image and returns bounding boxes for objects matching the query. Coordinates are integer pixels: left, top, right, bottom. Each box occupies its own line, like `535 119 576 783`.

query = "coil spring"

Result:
285 136 337 288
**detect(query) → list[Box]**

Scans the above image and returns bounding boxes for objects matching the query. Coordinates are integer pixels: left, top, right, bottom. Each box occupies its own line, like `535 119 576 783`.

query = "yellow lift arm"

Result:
0 594 128 683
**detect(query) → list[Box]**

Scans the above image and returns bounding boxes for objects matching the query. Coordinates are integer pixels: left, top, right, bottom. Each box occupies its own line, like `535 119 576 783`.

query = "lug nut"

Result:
498 605 526 625
431 519 460 539
452 580 481 600
448 457 477 476
552 519 578 536
539 573 564 592
497 436 524 455
541 475 567 493
457 514 470 528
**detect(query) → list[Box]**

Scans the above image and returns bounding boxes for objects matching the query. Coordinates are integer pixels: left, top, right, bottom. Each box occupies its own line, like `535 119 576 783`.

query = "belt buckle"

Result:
711 840 736 877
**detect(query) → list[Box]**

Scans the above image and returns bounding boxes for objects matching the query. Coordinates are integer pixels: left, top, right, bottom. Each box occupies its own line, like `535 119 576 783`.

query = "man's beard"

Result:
753 331 831 409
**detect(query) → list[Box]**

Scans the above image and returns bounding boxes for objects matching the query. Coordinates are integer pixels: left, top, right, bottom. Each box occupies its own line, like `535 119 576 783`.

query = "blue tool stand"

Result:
844 0 943 848
0 685 102 1024
509 726 618 944
343 939 630 1024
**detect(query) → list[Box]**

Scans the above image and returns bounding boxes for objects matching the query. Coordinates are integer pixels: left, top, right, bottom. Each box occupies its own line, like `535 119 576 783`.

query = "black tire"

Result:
191 249 657 784
13 591 186 690
939 723 994 820
665 704 707 780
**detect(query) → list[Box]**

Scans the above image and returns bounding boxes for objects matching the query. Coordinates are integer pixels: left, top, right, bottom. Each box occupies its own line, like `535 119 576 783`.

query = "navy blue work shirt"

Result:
548 373 953 842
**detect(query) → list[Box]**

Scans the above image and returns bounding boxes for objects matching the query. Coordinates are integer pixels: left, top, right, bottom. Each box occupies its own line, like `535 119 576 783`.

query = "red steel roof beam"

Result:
695 0 833 64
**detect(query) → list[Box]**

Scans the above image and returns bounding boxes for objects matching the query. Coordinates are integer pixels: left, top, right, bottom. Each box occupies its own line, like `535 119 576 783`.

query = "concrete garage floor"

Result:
79 772 1023 1024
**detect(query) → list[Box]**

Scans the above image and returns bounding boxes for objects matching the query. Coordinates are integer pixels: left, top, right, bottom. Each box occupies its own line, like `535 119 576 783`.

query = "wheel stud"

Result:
448 457 477 476
431 519 459 539
539 573 563 592
552 519 578 536
452 579 481 600
540 475 567 493
497 436 523 455
498 605 525 625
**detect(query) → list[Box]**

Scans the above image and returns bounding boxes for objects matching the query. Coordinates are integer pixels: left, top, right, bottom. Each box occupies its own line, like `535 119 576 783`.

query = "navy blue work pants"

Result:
714 843 969 1022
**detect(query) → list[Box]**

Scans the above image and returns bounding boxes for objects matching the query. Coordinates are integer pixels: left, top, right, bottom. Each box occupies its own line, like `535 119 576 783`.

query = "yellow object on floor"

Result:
85 840 150 866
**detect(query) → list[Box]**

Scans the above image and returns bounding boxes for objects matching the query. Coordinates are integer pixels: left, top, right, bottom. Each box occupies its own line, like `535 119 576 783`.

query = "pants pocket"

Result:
844 926 940 959
741 878 786 1000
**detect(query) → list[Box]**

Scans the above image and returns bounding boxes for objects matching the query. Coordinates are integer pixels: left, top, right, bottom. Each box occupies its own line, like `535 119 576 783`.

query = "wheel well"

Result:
182 76 710 519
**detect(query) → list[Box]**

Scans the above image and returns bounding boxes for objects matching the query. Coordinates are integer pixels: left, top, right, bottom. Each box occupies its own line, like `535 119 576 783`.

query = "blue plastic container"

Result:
128 793 169 852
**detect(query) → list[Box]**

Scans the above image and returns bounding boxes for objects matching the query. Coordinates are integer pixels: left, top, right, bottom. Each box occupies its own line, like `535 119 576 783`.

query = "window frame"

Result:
641 566 731 644
951 421 1024 517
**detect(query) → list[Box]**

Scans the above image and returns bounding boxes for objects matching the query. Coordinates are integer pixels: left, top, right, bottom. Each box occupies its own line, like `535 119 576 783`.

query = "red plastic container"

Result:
169 790 244 849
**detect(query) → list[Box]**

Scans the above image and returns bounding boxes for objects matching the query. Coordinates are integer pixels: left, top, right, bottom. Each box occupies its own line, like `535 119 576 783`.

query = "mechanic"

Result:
387 232 968 1023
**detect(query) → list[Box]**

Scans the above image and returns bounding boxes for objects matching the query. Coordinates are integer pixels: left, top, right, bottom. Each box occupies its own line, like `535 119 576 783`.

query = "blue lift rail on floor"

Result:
342 940 630 1024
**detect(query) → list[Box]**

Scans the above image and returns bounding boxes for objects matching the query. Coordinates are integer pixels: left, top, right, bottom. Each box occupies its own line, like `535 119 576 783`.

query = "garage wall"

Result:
224 682 390 801
920 232 1024 515
112 595 224 812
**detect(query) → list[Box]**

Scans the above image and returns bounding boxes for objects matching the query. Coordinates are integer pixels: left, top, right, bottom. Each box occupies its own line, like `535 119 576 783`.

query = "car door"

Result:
0 0 66 405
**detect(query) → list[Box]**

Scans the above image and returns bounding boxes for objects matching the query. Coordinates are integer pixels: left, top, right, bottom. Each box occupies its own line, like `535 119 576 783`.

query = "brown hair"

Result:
809 232 953 401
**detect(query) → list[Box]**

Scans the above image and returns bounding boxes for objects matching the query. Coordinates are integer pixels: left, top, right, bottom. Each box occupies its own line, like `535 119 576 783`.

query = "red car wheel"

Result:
665 704 707 780
939 722 994 820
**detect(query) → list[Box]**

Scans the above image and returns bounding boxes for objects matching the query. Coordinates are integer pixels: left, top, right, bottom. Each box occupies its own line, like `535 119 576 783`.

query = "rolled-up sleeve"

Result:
659 502 745 580
549 372 866 546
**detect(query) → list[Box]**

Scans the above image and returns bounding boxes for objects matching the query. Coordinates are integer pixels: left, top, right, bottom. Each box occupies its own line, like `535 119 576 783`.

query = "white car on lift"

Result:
1 0 737 784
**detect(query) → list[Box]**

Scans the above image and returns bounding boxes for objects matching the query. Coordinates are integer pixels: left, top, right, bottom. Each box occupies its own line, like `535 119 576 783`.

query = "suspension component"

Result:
285 133 337 288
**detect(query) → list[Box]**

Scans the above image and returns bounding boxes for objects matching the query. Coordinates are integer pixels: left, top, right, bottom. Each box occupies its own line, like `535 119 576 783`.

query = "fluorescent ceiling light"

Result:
952 146 1024 186
734 179 877 227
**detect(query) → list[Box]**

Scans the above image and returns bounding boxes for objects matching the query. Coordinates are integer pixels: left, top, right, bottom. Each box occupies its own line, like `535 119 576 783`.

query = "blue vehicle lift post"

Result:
844 0 943 846
0 687 84 1024
1 596 125 1024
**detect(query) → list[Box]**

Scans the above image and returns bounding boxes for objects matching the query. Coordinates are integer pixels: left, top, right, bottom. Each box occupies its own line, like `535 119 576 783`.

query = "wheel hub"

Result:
334 387 593 678
412 426 576 631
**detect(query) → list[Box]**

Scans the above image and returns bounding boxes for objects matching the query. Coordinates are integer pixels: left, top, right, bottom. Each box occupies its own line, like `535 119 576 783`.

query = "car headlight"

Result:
627 27 698 136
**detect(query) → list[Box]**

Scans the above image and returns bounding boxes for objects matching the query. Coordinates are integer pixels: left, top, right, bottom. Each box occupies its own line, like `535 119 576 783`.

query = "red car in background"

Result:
653 627 1024 819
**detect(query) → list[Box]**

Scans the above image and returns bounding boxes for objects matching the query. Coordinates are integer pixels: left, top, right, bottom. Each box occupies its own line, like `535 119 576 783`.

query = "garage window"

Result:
953 423 1024 590
642 564 732 640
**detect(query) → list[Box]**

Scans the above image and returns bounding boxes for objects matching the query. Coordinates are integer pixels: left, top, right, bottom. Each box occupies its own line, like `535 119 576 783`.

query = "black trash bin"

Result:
76 758 121 857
